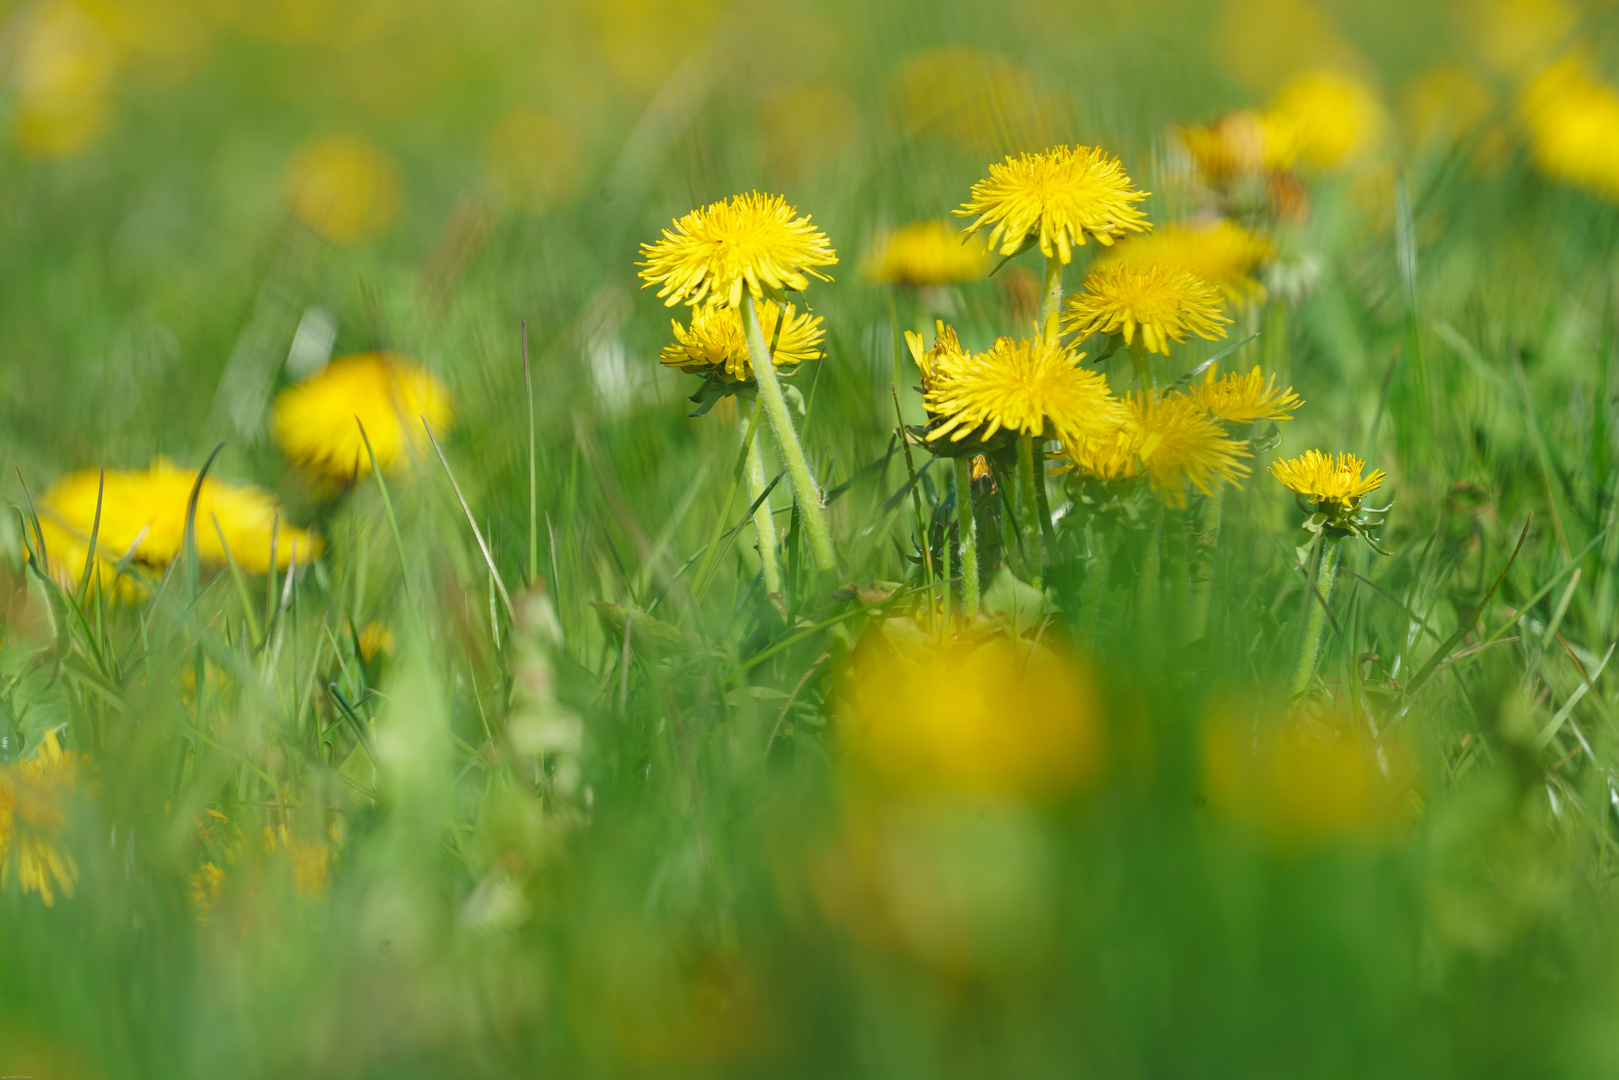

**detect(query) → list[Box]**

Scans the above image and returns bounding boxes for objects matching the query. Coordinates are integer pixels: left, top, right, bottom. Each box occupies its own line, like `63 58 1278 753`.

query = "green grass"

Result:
7 1 1619 1077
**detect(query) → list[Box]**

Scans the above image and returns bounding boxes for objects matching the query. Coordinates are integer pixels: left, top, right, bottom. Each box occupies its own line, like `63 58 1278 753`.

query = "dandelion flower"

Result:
903 319 972 396
282 133 401 244
660 301 825 382
1189 364 1303 423
923 335 1126 449
956 145 1151 264
34 459 318 594
862 220 989 286
1091 220 1274 308
1175 110 1292 181
1269 450 1385 515
1265 69 1388 171
638 191 838 309
9 2 116 158
272 351 454 485
0 731 81 906
1062 264 1230 355
1100 391 1252 507
1521 56 1619 201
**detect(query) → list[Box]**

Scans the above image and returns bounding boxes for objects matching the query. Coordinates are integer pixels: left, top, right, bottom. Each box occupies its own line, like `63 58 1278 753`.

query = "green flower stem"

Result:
939 487 952 638
1293 533 1343 698
744 296 835 572
1039 254 1064 344
954 455 981 620
1032 441 1060 570
1188 491 1223 642
1081 522 1109 643
1016 434 1043 580
738 405 782 601
1130 341 1154 389
1138 502 1163 630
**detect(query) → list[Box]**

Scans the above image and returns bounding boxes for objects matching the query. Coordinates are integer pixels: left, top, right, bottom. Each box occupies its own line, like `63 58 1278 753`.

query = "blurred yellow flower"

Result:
1061 264 1230 355
922 335 1127 449
838 626 1103 800
1265 69 1389 171
1521 56 1619 201
1461 0 1577 79
189 861 227 921
638 192 838 309
1400 63 1498 149
281 133 401 244
271 351 454 485
659 302 825 381
1175 110 1292 182
482 108 581 213
1270 450 1385 515
264 825 330 900
956 145 1151 264
1124 391 1252 507
9 1 117 158
0 731 81 906
1189 364 1302 423
356 621 396 662
862 221 989 287
889 46 1066 155
35 459 318 595
1091 220 1274 309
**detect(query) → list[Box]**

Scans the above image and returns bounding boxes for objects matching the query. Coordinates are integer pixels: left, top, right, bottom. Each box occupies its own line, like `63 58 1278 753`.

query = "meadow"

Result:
5 0 1619 1076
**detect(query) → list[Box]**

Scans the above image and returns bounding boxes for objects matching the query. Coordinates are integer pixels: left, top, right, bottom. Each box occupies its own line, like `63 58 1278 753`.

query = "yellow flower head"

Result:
1189 364 1303 424
272 352 454 486
1112 391 1252 507
281 133 401 244
638 191 838 308
1521 56 1619 202
903 319 971 396
34 459 318 595
1061 264 1230 355
1175 110 1293 181
9 1 117 158
956 145 1151 264
0 731 81 906
1091 219 1274 308
922 335 1127 448
1264 69 1388 171
862 220 990 287
659 301 825 382
1269 450 1385 515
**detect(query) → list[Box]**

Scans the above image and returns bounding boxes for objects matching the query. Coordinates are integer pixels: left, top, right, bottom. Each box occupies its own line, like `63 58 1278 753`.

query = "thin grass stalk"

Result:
1189 491 1223 642
743 297 834 572
954 456 980 620
1082 521 1109 643
1293 533 1343 697
739 405 783 601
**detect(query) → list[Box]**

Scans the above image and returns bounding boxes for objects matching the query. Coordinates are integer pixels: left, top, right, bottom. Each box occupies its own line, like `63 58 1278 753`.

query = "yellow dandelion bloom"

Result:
1264 69 1388 171
1465 0 1577 79
9 1 117 158
1059 424 1144 485
272 351 454 485
1116 391 1252 507
903 319 971 395
264 825 331 900
34 458 318 594
356 621 396 662
861 221 990 286
1176 110 1293 181
659 301 825 382
0 731 80 906
1091 219 1274 308
922 335 1127 448
1269 450 1385 515
1189 364 1303 423
1521 56 1619 202
281 133 401 244
956 145 1151 264
1061 264 1230 355
638 191 838 309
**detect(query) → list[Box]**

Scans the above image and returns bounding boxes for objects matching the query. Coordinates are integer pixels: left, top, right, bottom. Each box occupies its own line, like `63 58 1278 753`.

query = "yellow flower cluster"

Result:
660 302 825 382
0 732 81 906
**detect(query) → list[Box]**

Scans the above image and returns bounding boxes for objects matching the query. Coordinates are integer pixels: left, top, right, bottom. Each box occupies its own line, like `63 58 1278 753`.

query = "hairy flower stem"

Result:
954 456 981 620
1039 255 1064 344
1292 534 1343 697
1188 492 1223 642
1017 434 1044 580
738 406 783 602
744 297 835 572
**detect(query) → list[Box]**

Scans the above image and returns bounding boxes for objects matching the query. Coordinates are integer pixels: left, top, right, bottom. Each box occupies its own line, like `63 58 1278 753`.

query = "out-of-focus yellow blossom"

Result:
79 0 215 83
1091 220 1274 308
271 351 454 485
9 1 118 158
1461 0 1578 79
482 108 581 213
578 0 721 94
922 335 1127 450
189 861 227 921
1401 63 1498 149
838 625 1103 800
1202 701 1414 849
1065 392 1250 507
1189 364 1303 424
1061 264 1230 355
659 302 825 382
638 192 838 309
1176 110 1293 182
757 83 859 183
1521 56 1619 202
862 222 989 287
263 825 330 900
889 46 1066 156
1265 69 1389 170
1270 450 1385 516
356 622 396 662
957 145 1151 264
0 732 81 906
281 133 401 244
34 459 319 595
1213 0 1361 93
